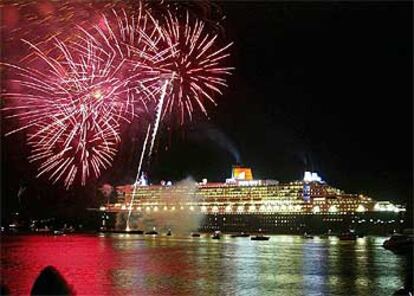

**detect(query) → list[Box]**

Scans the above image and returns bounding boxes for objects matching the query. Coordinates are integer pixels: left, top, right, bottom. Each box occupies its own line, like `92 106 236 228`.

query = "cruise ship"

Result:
97 166 406 234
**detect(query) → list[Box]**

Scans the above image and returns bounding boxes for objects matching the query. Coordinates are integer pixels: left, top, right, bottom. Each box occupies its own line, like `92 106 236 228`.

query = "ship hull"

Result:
97 211 403 235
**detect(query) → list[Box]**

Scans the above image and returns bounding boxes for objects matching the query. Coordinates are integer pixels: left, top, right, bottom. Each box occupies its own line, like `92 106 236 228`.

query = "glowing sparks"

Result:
148 78 170 159
2 3 234 189
2 36 141 188
154 12 234 125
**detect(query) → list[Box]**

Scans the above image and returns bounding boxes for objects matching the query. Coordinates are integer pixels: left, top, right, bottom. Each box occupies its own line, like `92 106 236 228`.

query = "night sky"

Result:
1 1 412 220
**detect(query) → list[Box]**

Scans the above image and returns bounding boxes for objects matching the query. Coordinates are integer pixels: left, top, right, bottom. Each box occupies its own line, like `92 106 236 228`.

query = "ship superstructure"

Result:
98 166 405 234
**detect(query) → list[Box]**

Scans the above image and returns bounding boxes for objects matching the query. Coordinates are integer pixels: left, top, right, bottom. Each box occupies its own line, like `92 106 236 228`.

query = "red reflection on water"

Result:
2 235 199 296
106 238 200 296
2 235 120 295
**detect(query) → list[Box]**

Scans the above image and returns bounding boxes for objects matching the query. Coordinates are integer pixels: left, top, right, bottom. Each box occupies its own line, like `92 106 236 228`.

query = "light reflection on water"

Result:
1 234 405 296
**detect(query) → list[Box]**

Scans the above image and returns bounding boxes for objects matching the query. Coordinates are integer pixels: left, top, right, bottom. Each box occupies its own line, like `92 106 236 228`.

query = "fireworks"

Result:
132 12 234 159
153 12 234 125
2 2 234 189
81 6 173 108
2 36 140 188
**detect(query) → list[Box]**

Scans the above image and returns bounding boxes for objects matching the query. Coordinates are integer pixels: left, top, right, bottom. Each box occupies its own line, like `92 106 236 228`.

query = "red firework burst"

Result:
80 6 173 109
2 36 143 188
152 12 234 125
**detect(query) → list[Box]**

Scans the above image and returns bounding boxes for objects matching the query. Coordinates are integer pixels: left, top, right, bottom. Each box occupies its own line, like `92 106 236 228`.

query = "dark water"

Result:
1 234 407 295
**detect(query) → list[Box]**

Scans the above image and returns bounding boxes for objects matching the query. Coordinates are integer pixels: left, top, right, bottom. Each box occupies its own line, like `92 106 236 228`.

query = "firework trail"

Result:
126 123 152 231
148 78 171 159
128 10 234 159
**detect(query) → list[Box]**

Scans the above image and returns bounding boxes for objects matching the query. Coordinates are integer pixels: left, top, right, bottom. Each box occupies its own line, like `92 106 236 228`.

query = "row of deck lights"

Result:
100 202 403 214
101 204 363 213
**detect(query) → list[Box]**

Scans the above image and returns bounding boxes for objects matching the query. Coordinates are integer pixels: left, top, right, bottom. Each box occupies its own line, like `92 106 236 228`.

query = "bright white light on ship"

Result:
225 205 232 213
312 206 320 213
248 205 256 212
328 205 338 213
374 202 398 212
356 205 366 212
212 206 219 213
189 206 194 211
201 206 207 212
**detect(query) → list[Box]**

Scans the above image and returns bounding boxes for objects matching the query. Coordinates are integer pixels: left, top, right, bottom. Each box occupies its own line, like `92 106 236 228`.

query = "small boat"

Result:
303 233 314 239
339 232 357 241
145 230 158 235
383 231 414 254
211 231 221 239
191 232 201 237
251 234 270 241
231 232 250 238
53 230 64 236
125 230 144 234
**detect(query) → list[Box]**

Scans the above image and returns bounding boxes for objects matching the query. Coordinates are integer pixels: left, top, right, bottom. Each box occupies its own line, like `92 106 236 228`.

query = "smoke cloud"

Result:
206 128 240 163
192 123 241 164
115 177 203 235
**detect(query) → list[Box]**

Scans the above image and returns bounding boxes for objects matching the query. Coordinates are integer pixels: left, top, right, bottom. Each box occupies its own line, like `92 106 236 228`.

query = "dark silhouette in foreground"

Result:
1 285 10 295
31 266 74 295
